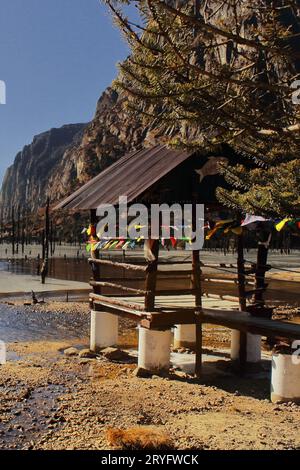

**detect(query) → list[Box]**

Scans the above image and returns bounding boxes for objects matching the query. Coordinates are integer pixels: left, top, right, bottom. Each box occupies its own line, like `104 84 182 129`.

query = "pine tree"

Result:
103 0 300 217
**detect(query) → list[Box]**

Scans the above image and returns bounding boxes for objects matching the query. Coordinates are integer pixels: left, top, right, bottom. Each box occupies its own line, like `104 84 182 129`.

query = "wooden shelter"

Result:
55 144 300 377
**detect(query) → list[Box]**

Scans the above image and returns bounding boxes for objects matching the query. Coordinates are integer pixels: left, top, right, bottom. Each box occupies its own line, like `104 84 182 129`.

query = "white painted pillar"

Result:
138 327 171 373
90 310 118 352
174 324 196 349
271 353 300 403
231 330 261 363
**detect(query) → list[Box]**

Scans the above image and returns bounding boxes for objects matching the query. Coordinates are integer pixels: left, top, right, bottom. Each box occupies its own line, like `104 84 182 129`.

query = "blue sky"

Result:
0 0 131 183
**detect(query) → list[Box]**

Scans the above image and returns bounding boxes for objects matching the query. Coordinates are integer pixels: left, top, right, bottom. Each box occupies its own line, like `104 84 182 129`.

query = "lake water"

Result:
1 253 300 305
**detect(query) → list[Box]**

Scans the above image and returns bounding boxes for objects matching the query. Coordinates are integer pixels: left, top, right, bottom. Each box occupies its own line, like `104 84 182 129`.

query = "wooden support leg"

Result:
237 234 247 372
255 242 269 307
192 249 203 378
90 209 101 294
144 239 159 311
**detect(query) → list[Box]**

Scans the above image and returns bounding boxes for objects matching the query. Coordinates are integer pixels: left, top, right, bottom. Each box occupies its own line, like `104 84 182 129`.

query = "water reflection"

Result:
1 256 300 306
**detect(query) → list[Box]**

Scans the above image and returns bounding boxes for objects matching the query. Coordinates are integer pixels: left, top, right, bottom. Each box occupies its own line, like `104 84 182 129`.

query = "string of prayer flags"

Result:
86 224 97 237
241 215 269 228
206 220 235 240
275 218 293 232
223 222 242 236
275 217 293 232
170 236 177 248
84 216 300 250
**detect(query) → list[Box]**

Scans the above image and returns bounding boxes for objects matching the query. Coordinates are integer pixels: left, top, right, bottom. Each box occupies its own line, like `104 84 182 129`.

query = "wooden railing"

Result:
88 254 271 314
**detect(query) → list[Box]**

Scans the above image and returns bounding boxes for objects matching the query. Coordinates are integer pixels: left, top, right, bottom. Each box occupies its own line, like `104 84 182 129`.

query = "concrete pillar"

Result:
174 324 196 349
90 310 118 352
271 353 300 403
231 330 261 363
138 327 171 373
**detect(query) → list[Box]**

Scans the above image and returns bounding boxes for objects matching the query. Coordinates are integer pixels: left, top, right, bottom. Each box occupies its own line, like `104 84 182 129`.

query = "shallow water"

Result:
0 304 89 343
2 255 300 306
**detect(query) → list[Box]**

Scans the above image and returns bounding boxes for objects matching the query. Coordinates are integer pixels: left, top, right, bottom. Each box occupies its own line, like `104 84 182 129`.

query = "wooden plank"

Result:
92 299 150 322
202 309 300 340
90 293 147 312
142 307 300 340
88 258 147 273
204 278 238 284
202 292 240 302
141 310 197 329
90 281 147 295
89 293 300 341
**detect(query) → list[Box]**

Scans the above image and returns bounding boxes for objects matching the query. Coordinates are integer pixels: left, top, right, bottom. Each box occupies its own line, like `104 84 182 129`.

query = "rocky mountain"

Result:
0 86 151 218
44 87 148 207
0 123 86 216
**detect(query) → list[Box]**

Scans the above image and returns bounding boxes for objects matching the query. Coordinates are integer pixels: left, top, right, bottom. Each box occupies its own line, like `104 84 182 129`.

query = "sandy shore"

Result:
0 271 89 297
0 300 300 450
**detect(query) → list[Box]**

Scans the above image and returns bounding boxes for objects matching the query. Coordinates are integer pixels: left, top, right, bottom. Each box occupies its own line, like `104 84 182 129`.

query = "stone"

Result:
100 347 131 362
78 359 91 365
174 370 188 379
64 347 78 357
132 367 153 378
78 349 97 359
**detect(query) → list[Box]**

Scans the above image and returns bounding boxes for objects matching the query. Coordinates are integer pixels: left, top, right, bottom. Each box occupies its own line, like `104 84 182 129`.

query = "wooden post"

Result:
254 241 269 307
237 233 247 370
42 229 45 260
144 239 159 311
50 220 53 257
90 209 101 293
193 249 203 378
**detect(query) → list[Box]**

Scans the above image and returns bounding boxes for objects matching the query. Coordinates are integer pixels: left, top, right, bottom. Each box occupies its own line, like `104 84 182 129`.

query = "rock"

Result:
100 347 131 362
173 370 188 379
132 367 153 378
64 347 78 357
78 349 97 359
78 358 92 365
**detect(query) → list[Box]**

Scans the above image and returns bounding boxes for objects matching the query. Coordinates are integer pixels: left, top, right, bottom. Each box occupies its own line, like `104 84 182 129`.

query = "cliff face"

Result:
0 123 86 215
0 87 150 217
46 87 148 205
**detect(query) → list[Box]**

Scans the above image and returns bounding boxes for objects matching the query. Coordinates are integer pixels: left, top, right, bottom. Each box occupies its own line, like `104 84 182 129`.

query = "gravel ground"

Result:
0 300 300 450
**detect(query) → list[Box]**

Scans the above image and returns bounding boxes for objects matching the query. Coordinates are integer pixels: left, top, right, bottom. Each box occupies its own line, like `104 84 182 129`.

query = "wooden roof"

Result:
55 144 193 210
